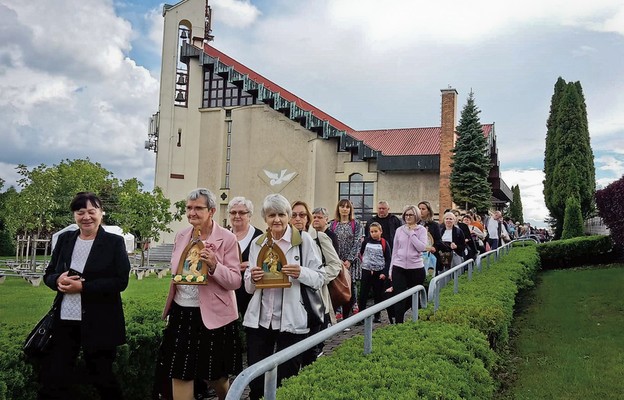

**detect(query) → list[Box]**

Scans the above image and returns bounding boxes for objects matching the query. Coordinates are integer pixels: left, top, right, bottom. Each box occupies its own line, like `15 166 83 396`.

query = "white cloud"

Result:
501 169 550 227
211 0 261 28
0 0 159 189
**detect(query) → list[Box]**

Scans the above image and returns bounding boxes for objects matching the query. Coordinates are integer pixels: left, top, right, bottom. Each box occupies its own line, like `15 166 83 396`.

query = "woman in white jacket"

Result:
243 194 325 400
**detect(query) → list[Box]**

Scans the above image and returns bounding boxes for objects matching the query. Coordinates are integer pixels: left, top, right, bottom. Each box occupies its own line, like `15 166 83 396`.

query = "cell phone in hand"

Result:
68 268 82 277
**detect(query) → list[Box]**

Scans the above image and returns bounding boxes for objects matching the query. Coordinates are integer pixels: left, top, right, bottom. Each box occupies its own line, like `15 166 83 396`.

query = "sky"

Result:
1 0 623 228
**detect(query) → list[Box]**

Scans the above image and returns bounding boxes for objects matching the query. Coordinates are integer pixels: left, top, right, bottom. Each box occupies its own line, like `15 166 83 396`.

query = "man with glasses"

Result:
365 201 403 249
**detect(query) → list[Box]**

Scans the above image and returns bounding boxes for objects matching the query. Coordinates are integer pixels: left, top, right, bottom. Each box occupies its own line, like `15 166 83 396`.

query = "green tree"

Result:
509 185 524 224
561 196 584 239
449 91 492 212
111 179 179 267
0 180 17 255
543 77 567 217
3 160 119 239
543 79 595 239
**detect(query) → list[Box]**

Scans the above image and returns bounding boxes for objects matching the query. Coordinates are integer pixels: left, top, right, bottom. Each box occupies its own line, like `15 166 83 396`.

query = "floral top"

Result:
330 219 363 281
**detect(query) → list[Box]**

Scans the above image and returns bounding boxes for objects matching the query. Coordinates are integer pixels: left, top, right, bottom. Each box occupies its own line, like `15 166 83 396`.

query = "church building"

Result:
147 0 512 243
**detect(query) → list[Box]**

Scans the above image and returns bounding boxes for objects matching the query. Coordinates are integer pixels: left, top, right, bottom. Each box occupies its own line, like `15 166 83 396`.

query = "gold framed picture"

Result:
173 228 208 284
255 238 291 289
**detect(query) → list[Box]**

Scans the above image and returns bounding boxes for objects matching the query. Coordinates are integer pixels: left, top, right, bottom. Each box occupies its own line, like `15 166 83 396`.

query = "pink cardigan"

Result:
162 224 241 329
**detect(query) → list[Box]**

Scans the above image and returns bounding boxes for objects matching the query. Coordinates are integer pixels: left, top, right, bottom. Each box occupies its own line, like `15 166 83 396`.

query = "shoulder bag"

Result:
298 241 325 328
328 264 351 308
23 297 59 358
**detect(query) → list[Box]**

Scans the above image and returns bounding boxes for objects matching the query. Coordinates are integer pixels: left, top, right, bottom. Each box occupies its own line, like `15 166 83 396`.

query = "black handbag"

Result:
298 241 325 328
23 299 59 357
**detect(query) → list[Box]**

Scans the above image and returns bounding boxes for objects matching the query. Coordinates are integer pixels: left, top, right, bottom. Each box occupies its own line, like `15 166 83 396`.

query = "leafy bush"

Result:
561 196 584 239
537 234 613 269
595 176 624 246
278 322 496 400
0 296 166 400
420 246 541 350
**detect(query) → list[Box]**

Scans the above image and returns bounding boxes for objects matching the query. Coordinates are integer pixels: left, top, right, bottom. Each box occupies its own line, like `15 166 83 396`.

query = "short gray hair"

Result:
187 188 216 209
227 196 254 216
312 207 329 218
261 194 291 219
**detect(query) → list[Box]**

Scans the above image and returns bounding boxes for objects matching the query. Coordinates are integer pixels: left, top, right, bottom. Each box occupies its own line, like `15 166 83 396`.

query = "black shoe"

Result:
373 317 381 323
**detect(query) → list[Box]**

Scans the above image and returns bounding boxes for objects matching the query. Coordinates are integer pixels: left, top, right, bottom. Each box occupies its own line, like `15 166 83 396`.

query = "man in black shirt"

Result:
365 201 403 248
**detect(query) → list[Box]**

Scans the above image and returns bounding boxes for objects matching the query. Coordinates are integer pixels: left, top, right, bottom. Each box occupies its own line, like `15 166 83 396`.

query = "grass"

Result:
0 273 171 325
506 264 624 400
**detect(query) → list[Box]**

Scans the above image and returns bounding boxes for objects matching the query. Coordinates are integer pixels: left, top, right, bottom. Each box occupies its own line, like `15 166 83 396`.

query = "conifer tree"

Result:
542 78 595 238
509 185 524 224
561 196 584 239
449 91 492 212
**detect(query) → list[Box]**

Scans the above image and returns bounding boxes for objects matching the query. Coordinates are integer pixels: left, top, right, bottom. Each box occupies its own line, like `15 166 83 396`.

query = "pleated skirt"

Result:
160 302 243 381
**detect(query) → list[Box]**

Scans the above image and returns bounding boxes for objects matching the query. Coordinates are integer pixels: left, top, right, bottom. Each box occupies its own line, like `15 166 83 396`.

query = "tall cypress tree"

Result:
509 184 524 224
543 79 596 238
449 91 492 212
543 77 567 222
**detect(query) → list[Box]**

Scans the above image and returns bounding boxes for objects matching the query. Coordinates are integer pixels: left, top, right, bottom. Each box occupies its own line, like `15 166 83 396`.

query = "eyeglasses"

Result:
291 212 308 219
229 211 249 216
186 206 209 212
404 213 416 217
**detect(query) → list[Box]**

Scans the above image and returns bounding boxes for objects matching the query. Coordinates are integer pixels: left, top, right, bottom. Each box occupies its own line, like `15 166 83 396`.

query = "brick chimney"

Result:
438 88 458 221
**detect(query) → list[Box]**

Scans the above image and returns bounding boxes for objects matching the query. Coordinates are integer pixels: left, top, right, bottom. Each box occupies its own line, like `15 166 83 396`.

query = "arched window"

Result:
339 173 374 221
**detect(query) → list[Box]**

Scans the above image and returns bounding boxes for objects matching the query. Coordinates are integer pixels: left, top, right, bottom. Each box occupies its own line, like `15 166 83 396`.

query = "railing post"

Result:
411 292 419 322
364 316 373 355
454 269 459 293
264 366 278 400
468 261 473 280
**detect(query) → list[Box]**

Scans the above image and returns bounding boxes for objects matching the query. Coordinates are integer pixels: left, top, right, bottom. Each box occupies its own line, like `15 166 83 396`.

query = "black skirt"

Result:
160 302 243 381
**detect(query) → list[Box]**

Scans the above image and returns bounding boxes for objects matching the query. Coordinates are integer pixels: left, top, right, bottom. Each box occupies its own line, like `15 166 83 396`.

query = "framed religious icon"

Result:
255 234 291 289
173 228 208 284
427 232 434 248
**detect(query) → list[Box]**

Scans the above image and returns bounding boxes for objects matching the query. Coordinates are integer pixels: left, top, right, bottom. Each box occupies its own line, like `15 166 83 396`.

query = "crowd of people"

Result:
38 188 534 399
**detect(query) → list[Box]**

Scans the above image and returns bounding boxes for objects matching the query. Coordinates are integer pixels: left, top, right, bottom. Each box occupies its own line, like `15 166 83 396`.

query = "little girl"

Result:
358 222 391 323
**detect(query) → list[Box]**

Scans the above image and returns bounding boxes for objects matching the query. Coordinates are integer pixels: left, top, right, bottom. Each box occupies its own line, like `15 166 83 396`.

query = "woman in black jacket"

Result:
438 212 466 272
39 192 130 399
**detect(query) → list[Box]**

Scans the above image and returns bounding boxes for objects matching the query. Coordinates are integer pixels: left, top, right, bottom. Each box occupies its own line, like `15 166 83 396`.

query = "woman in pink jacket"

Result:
160 188 242 400
389 205 428 323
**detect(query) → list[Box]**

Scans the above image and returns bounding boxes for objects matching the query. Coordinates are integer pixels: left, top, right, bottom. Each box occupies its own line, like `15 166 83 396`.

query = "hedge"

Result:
0 298 165 400
418 245 540 350
537 234 613 269
278 322 496 400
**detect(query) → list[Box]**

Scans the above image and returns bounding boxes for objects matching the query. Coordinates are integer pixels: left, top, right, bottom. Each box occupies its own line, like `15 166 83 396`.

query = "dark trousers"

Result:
358 270 385 319
488 238 500 250
246 326 305 400
300 313 330 367
38 320 122 400
392 267 426 323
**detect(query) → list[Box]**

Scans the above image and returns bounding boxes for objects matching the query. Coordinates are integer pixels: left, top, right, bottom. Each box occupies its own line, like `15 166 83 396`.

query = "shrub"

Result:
1 296 166 400
537 234 613 269
561 196 584 239
420 246 541 350
595 176 624 246
278 322 496 400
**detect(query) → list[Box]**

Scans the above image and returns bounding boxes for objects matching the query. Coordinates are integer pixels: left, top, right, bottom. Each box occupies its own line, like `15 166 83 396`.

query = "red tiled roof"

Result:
203 44 353 132
350 124 494 156
349 127 441 156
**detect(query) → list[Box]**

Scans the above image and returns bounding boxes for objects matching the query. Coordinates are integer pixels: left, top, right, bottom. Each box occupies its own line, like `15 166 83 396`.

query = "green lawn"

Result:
0 273 171 325
508 264 624 400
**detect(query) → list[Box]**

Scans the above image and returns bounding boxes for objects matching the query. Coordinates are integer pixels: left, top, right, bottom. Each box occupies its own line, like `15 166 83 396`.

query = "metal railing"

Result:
226 284 428 400
428 241 514 312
